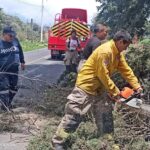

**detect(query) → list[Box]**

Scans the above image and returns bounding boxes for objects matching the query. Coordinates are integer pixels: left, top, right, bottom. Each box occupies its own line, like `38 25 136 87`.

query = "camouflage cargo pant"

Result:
52 87 113 145
64 51 78 66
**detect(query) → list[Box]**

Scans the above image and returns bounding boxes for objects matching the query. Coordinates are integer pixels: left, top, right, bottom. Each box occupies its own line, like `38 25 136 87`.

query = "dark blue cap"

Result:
3 26 16 36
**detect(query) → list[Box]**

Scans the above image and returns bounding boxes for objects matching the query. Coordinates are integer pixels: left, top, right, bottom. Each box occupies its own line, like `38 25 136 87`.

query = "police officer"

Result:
0 26 25 110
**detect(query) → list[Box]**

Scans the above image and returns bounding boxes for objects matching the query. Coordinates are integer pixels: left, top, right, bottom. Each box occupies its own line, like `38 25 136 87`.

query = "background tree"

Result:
0 9 45 41
144 20 150 37
95 0 150 37
0 8 3 32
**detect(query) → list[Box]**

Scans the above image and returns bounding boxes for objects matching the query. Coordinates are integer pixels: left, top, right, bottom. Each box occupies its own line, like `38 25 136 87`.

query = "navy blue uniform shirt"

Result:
0 40 19 70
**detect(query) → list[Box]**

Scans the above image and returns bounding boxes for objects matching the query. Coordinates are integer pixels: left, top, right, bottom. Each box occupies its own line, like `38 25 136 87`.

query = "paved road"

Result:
14 48 65 103
24 48 50 64
0 48 65 150
15 48 65 105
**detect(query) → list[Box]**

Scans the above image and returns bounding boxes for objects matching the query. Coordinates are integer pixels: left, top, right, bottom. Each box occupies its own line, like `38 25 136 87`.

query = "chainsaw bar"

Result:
120 97 143 109
125 98 143 108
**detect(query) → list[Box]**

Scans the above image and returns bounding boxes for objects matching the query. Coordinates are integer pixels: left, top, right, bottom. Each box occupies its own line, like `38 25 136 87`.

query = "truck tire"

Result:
51 54 55 59
51 50 64 60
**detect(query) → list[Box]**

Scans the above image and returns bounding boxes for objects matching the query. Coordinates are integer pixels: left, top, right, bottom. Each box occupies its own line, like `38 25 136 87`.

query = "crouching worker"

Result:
64 29 80 73
52 30 143 150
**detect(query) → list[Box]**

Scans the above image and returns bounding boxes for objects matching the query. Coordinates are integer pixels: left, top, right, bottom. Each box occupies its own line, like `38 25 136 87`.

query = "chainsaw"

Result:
119 87 150 113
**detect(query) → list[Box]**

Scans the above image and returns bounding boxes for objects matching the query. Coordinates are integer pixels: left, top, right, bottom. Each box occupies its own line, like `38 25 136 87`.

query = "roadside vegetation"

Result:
21 40 47 51
0 8 48 51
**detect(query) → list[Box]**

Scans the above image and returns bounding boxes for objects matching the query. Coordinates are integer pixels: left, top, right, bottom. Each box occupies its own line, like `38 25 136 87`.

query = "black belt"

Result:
69 50 75 52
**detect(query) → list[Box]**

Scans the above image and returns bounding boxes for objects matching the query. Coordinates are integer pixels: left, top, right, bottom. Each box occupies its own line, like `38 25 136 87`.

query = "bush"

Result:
21 40 47 51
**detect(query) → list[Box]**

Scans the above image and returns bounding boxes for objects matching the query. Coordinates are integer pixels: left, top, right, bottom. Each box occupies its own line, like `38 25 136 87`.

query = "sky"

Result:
0 0 98 26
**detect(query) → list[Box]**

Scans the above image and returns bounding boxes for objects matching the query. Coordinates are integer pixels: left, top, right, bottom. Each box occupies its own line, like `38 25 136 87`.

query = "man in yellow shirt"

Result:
52 30 142 150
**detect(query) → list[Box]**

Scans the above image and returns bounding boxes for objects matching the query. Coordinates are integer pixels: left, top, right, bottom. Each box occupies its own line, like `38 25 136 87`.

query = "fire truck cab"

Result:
48 8 90 59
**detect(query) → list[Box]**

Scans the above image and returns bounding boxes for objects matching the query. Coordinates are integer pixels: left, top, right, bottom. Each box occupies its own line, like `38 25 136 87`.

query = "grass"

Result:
20 40 47 52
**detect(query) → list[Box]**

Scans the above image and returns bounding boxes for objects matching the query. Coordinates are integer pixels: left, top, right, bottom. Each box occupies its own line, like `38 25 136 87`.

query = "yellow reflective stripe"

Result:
51 20 89 37
53 22 72 36
52 21 69 30
52 21 71 33
72 28 88 36
74 21 89 32
71 24 89 36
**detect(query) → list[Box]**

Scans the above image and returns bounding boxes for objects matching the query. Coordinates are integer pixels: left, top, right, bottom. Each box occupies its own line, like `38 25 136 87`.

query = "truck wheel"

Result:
51 50 56 59
51 54 55 59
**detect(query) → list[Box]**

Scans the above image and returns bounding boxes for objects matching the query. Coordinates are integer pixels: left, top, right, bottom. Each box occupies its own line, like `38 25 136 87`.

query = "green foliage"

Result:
0 9 45 42
95 0 150 36
0 8 3 31
28 124 55 150
140 38 150 44
0 9 47 51
126 40 150 103
57 72 77 87
144 21 150 37
21 40 47 51
126 43 150 80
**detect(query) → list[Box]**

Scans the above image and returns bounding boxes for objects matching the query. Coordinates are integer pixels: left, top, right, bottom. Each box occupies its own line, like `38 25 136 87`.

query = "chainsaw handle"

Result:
120 92 140 103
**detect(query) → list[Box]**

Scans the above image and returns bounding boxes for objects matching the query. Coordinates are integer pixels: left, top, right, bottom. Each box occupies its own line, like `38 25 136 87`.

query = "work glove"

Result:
135 87 143 94
135 87 144 97
108 93 122 103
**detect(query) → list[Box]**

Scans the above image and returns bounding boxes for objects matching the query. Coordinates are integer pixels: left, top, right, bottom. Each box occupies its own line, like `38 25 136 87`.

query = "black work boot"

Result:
145 134 150 142
65 65 71 74
53 143 65 150
71 64 77 73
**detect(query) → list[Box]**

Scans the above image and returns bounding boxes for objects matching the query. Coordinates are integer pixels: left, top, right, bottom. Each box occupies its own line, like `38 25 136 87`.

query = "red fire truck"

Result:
48 8 90 59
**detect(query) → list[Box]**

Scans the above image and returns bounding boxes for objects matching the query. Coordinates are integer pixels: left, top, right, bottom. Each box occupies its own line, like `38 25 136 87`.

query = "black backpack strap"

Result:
76 38 80 48
67 37 71 48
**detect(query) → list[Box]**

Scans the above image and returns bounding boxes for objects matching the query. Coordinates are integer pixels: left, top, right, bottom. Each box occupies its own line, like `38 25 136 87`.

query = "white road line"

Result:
26 55 50 65
24 48 48 54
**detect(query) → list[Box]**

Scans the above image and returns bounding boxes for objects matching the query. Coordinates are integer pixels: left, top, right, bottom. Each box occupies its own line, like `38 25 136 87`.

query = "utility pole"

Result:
31 18 33 42
26 19 28 40
40 0 44 42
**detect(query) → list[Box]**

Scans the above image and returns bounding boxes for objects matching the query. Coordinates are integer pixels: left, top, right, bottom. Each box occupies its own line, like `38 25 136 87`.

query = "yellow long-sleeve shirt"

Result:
76 40 140 96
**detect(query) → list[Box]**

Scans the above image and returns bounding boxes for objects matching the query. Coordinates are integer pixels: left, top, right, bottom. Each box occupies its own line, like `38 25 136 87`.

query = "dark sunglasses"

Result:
8 34 13 38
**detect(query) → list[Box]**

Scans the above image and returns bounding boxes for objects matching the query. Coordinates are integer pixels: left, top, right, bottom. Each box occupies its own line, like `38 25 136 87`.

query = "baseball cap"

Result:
2 26 16 36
